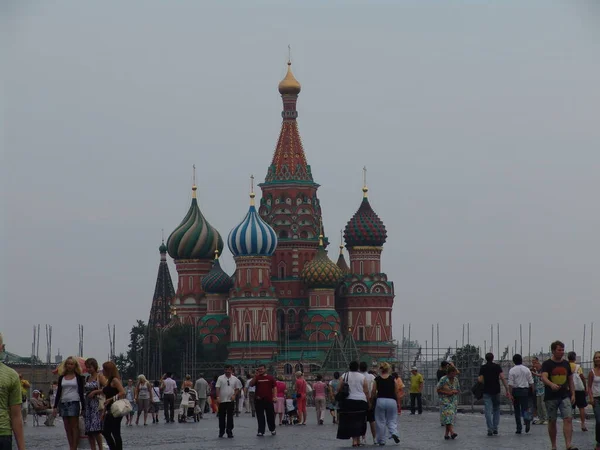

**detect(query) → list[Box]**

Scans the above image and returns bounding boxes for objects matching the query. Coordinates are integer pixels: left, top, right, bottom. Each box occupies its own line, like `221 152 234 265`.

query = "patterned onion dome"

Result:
167 186 224 260
301 237 343 288
344 188 387 247
201 253 234 294
228 192 277 257
159 241 167 254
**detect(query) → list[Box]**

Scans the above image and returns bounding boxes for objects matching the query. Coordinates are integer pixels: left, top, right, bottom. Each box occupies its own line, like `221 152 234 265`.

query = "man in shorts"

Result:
541 340 577 450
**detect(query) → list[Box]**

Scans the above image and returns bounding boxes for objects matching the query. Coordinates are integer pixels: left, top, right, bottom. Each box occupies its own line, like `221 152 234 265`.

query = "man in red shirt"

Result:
249 364 277 436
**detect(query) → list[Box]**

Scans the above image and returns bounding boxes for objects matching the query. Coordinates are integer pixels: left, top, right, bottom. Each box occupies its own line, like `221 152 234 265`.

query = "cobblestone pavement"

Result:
22 410 595 450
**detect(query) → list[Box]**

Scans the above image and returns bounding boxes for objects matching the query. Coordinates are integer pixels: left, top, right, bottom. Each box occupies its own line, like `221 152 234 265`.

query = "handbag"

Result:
335 373 350 402
110 399 133 418
96 377 106 412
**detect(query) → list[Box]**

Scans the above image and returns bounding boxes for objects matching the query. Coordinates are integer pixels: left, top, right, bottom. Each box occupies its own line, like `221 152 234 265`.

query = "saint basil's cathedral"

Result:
148 61 395 370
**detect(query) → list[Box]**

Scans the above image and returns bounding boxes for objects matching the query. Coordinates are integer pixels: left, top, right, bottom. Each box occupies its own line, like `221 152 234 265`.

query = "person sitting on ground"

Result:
30 390 55 426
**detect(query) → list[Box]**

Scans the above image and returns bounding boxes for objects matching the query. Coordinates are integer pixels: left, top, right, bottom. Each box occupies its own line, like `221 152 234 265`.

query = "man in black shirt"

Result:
436 361 449 382
541 340 577 450
478 353 511 436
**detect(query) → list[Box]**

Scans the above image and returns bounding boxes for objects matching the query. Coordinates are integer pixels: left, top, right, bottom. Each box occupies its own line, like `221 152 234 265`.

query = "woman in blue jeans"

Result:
371 362 402 446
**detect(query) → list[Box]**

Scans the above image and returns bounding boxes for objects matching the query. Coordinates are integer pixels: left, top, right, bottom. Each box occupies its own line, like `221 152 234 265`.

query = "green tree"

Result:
452 344 483 403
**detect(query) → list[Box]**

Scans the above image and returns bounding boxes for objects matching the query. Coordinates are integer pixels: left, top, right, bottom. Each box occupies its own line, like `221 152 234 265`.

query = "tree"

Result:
452 344 483 403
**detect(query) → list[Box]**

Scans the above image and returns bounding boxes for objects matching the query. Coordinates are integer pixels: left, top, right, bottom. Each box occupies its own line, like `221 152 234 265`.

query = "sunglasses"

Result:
227 380 230 386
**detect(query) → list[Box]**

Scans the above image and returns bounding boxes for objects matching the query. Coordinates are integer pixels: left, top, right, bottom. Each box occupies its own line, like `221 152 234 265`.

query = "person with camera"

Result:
249 364 277 436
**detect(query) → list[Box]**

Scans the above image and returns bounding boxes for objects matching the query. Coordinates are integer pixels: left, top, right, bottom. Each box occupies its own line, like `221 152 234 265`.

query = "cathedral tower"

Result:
227 182 279 362
341 171 394 358
167 180 224 325
258 61 324 341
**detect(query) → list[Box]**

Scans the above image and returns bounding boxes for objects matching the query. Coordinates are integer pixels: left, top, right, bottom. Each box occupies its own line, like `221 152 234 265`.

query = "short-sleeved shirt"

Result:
295 378 307 396
313 381 327 399
0 363 22 436
479 362 503 395
216 375 242 402
253 374 276 402
194 378 209 398
541 359 572 400
245 379 256 393
276 381 286 398
409 373 424 394
162 377 177 395
532 370 545 396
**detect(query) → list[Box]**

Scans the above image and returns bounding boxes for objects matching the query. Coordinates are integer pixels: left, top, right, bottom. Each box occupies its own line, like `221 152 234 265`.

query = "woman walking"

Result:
275 376 287 425
84 358 105 450
295 371 308 425
588 351 600 450
313 375 327 425
336 361 370 448
53 356 85 450
371 362 402 445
150 380 161 424
134 375 152 426
101 361 126 450
437 366 460 440
124 379 135 426
327 372 340 424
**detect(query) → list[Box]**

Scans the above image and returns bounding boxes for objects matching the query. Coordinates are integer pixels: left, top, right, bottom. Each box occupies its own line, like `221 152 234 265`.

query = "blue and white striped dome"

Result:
228 193 278 257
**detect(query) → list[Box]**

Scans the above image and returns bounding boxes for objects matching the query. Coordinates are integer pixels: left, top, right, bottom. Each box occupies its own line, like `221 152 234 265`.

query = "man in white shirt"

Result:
194 374 209 419
216 365 242 438
160 372 177 423
508 354 534 434
359 361 376 445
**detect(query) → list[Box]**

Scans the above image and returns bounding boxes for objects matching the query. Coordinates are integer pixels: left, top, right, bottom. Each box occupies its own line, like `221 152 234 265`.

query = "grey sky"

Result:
2 1 599 363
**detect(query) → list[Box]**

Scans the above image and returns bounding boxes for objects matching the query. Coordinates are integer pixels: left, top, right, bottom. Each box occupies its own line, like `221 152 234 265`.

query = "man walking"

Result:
531 357 548 424
508 354 534 434
161 372 177 423
249 364 277 437
568 351 588 432
0 333 26 450
194 373 209 419
409 366 424 415
359 362 376 445
478 352 511 436
216 365 242 438
542 340 577 450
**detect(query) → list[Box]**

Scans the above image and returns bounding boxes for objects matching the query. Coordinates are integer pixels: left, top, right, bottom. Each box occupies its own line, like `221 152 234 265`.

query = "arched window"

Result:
294 363 304 373
288 310 295 325
284 363 293 375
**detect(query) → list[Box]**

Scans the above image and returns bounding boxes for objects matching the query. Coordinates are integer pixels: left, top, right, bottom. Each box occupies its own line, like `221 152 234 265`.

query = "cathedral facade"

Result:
149 61 395 370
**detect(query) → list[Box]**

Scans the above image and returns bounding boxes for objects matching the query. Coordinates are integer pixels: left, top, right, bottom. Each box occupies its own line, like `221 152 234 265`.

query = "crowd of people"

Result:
1 331 600 450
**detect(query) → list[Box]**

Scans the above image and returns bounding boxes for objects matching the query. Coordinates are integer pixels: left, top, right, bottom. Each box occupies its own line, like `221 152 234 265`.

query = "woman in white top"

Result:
53 356 86 450
588 351 600 450
134 374 152 426
336 361 370 447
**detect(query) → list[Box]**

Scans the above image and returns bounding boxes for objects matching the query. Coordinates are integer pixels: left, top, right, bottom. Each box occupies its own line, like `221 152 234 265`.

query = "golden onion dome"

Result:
278 62 301 95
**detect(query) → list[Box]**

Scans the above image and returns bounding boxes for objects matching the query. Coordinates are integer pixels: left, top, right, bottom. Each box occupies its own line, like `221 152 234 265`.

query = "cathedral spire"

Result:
264 59 314 185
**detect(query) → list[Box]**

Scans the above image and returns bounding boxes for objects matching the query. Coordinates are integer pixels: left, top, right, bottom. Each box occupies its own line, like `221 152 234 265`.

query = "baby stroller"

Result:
281 397 299 425
178 388 200 423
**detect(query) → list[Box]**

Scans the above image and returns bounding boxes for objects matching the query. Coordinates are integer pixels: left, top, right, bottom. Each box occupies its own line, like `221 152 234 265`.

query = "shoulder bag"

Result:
110 398 133 418
335 373 350 402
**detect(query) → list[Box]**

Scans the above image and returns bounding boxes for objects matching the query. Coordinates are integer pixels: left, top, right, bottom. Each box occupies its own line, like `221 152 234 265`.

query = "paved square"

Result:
23 410 594 449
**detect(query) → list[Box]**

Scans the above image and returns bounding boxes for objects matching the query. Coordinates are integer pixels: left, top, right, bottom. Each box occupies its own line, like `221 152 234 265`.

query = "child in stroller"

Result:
178 387 200 423
281 393 299 425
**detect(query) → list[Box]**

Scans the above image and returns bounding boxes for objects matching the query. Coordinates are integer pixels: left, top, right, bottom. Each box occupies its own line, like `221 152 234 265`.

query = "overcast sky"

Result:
2 1 599 364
